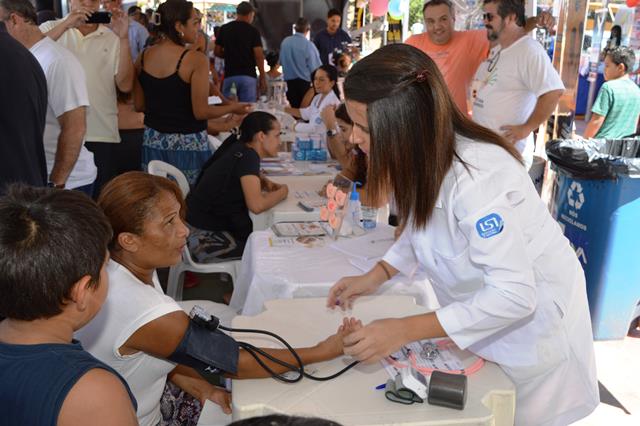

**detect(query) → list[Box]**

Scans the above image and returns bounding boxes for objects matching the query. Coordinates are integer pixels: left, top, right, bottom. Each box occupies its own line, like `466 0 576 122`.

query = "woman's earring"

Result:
180 31 184 38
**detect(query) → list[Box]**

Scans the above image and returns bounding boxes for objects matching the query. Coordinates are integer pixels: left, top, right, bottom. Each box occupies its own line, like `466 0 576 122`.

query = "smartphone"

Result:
86 11 111 24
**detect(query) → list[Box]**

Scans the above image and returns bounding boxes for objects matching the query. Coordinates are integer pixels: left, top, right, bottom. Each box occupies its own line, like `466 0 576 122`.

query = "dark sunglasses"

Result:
482 13 495 21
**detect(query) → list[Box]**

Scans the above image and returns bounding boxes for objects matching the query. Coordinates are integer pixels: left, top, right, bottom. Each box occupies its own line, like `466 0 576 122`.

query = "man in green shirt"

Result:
584 46 640 139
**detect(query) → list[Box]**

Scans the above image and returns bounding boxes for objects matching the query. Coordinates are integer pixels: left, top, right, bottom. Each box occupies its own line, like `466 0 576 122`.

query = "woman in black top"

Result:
186 112 288 261
134 0 249 184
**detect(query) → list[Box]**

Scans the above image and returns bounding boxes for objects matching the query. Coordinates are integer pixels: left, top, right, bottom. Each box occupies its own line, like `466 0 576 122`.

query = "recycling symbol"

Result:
567 181 585 210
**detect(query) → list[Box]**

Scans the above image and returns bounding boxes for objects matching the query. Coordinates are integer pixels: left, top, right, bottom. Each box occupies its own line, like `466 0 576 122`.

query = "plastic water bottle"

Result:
348 182 363 229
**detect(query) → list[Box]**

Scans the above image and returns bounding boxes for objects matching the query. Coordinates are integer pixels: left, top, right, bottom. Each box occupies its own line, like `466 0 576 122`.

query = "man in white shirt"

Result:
40 0 134 197
0 0 97 194
471 0 564 169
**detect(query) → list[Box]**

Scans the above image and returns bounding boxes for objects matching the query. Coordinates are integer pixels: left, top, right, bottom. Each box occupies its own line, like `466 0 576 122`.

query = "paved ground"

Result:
574 334 640 424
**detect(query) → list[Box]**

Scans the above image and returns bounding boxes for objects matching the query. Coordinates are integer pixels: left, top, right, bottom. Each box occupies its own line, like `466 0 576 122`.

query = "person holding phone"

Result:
39 0 134 198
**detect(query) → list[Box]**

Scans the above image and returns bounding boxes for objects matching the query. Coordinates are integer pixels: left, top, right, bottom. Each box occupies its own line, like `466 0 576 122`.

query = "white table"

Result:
251 174 333 231
229 224 438 316
230 297 516 425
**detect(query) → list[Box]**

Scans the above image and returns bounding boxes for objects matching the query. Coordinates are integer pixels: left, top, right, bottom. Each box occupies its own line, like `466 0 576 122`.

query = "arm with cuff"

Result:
119 310 349 380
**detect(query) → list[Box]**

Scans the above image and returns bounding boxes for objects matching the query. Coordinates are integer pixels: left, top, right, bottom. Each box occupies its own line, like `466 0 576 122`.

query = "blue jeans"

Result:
223 75 257 102
73 182 95 197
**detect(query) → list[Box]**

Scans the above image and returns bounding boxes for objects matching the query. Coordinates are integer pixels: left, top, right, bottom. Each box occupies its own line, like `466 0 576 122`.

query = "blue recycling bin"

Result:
548 139 640 340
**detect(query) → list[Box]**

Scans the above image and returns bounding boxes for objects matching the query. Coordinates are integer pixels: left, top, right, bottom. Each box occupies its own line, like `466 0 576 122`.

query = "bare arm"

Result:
58 369 138 426
190 53 251 120
253 46 267 94
214 44 224 58
110 10 134 93
500 89 563 143
42 8 92 41
583 113 605 139
49 107 87 186
132 55 145 112
120 310 347 379
168 365 231 413
284 106 302 118
240 175 288 214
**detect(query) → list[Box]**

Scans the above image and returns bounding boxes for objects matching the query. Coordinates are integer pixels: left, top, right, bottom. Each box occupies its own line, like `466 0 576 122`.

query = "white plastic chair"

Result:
147 160 191 198
147 160 240 301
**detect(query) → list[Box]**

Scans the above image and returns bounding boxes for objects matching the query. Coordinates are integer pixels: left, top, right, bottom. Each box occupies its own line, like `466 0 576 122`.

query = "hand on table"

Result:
316 317 363 358
200 383 232 414
327 274 380 310
500 124 531 144
343 318 407 364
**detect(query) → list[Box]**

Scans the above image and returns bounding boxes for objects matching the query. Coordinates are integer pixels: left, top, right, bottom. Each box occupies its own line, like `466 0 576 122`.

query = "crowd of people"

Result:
3 0 640 425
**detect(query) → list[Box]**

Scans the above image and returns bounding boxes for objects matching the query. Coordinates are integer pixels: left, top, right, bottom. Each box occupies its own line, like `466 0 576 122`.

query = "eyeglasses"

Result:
482 13 495 21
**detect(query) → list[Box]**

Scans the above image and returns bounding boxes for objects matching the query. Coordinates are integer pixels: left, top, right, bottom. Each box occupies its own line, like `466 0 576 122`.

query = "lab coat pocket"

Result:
431 247 482 297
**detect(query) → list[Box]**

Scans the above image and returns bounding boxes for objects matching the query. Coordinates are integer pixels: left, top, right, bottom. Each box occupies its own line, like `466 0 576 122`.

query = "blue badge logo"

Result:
476 213 504 239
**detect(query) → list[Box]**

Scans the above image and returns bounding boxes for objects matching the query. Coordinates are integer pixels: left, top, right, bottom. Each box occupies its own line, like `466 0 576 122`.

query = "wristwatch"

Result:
326 128 339 137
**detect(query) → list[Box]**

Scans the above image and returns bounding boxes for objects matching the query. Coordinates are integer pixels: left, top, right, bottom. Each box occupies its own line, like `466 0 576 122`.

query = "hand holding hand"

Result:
500 124 531 144
316 317 363 358
343 318 407 364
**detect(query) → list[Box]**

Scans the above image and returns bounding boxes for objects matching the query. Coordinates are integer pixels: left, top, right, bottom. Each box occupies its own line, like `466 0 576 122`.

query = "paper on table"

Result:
348 257 380 273
330 234 394 261
381 340 465 380
207 96 222 105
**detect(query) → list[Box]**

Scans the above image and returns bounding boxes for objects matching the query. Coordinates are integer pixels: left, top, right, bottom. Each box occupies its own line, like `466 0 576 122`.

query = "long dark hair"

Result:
194 112 278 186
156 0 193 46
344 44 521 230
312 64 340 98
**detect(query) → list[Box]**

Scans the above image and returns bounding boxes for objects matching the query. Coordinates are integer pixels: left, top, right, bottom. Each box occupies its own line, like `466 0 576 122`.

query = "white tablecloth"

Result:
250 174 332 231
229 224 438 316
230 297 516 425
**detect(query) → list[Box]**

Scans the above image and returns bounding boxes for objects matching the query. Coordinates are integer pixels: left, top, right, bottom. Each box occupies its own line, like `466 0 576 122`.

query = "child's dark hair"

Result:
266 51 280 69
0 185 112 320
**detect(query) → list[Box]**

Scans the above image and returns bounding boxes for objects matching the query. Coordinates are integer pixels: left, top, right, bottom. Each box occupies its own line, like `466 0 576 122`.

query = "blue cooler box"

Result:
550 139 640 340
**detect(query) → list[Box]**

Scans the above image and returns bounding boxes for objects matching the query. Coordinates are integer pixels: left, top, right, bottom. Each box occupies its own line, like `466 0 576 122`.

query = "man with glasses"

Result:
406 0 553 115
471 0 564 170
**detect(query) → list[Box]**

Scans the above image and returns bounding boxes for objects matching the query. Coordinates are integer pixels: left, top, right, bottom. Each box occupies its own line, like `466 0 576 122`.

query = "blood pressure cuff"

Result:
168 319 239 375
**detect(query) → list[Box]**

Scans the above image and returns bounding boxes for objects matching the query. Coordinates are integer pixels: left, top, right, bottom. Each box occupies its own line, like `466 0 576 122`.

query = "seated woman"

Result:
186 112 288 262
320 104 374 207
0 186 137 426
77 172 353 426
134 0 249 184
285 65 341 134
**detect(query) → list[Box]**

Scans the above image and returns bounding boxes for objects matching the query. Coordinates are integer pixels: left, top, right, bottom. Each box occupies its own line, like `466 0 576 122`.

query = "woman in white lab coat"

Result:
285 65 341 134
327 45 599 426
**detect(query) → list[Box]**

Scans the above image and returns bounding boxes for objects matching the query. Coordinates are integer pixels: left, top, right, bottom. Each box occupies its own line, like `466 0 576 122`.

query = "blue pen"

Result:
375 383 386 390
